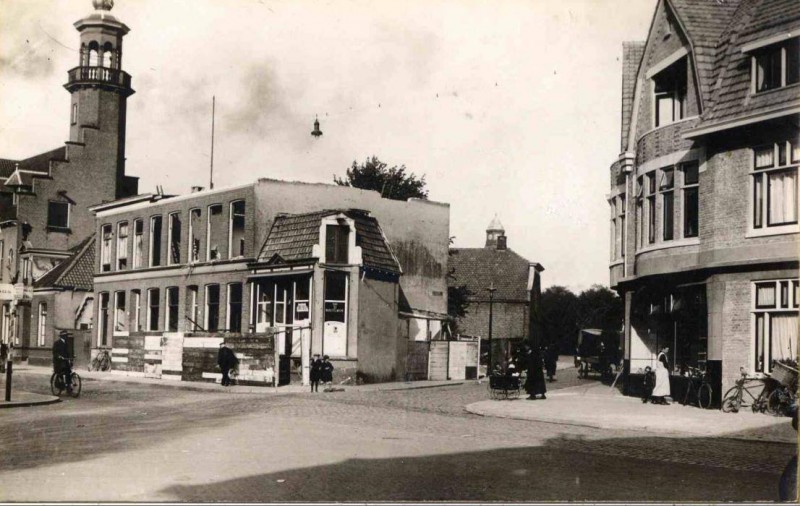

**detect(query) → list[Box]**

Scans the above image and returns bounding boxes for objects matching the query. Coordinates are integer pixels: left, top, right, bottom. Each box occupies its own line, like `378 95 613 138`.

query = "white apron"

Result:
652 354 671 397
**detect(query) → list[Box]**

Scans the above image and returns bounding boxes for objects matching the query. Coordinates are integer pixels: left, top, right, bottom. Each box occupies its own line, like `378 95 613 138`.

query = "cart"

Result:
575 328 618 379
488 373 522 400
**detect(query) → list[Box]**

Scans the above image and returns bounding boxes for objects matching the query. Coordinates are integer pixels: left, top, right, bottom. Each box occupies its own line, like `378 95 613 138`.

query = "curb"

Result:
0 395 61 409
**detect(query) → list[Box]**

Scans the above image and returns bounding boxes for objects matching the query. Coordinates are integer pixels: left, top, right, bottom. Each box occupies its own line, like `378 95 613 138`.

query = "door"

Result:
323 271 348 357
254 281 273 334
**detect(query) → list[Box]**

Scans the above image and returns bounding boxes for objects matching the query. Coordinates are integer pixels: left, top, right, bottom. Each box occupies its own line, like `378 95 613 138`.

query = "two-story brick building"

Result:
609 0 799 402
91 179 450 385
0 0 138 363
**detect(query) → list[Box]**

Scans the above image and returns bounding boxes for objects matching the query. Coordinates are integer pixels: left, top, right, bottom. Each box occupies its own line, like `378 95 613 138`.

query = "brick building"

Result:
609 0 799 402
0 0 138 362
90 179 450 385
448 217 544 366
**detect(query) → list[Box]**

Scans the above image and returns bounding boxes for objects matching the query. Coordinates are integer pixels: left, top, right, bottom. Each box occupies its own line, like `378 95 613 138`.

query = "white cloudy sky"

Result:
0 0 655 291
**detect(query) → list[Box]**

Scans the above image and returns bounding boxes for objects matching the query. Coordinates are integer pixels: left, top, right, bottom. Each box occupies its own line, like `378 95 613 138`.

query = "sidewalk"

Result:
466 382 798 444
11 364 463 395
0 390 59 408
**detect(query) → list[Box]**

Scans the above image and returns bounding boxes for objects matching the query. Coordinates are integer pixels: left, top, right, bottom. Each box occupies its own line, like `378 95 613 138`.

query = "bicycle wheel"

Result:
752 388 768 413
50 373 63 396
767 388 786 416
697 383 712 409
682 381 694 406
68 373 81 398
721 386 740 413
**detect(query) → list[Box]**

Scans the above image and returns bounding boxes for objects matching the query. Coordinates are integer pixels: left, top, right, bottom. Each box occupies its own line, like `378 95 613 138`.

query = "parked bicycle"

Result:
89 349 111 372
766 361 798 417
721 367 768 413
681 366 713 409
50 358 81 398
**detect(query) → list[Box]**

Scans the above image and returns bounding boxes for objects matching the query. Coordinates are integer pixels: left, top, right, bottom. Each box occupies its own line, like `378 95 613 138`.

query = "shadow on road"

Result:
159 433 789 502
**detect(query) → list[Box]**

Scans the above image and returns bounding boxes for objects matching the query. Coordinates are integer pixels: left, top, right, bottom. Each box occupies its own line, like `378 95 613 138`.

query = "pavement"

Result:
466 382 798 443
0 389 59 408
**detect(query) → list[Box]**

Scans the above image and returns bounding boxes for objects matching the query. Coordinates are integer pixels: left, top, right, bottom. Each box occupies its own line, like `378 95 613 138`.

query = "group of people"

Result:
493 342 558 401
310 354 334 392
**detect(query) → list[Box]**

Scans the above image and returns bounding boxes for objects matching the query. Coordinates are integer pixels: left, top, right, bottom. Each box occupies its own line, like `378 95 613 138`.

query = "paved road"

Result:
0 371 794 502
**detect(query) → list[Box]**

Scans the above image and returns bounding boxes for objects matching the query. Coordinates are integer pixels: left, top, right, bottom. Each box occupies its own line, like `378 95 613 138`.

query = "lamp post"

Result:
487 283 497 372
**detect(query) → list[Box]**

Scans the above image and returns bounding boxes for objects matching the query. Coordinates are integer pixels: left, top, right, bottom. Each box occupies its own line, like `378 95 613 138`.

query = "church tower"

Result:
64 0 134 198
485 215 507 250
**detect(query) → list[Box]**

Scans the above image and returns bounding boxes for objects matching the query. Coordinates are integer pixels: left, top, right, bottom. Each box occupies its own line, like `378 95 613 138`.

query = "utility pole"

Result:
487 283 497 372
209 96 215 190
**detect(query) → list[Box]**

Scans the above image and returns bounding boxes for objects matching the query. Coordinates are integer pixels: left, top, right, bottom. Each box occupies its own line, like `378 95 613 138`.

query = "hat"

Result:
323 355 329 360
58 330 69 338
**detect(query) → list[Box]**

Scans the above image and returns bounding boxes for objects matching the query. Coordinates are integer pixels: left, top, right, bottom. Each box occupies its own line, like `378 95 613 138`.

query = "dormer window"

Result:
750 37 799 93
326 224 349 264
653 58 687 127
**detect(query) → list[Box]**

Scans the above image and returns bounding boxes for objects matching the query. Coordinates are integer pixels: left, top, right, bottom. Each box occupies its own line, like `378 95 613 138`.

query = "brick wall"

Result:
621 41 645 151
456 301 528 340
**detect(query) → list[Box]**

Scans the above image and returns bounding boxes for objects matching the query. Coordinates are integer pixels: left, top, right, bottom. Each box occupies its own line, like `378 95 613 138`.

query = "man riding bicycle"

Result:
52 330 72 392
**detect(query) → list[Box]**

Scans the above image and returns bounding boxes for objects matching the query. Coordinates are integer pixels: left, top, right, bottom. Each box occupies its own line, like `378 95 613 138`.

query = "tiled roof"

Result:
447 247 533 302
34 235 95 291
0 146 64 192
259 209 402 274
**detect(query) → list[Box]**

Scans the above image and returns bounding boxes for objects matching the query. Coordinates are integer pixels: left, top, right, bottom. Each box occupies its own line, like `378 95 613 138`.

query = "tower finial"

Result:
92 0 114 11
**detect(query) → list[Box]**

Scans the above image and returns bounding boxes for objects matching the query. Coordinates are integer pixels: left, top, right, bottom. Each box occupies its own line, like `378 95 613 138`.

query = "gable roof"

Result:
258 209 402 275
33 235 95 291
0 146 65 192
447 247 534 302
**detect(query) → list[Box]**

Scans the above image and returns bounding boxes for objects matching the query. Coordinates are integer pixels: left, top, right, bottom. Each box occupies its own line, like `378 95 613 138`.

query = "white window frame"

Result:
682 162 699 238
750 37 799 94
205 284 221 332
168 212 181 266
116 221 129 270
226 283 243 333
100 224 113 272
147 288 160 332
131 290 141 332
133 219 144 269
189 208 201 263
113 291 126 332
228 200 246 259
189 286 199 331
752 278 799 374
748 140 800 237
659 167 675 242
166 286 179 332
37 302 47 347
98 292 110 347
47 200 70 230
207 204 223 261
149 216 163 267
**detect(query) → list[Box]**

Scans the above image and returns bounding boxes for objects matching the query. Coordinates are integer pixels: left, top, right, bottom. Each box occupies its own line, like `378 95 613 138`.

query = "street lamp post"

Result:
487 283 497 373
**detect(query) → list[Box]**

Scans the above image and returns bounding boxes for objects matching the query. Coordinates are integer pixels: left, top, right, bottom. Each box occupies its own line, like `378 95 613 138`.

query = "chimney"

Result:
191 186 205 193
497 235 507 250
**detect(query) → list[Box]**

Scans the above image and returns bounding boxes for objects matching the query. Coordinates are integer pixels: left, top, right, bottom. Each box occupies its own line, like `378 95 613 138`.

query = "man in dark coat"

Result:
310 354 322 392
52 330 72 392
525 345 547 400
321 355 334 386
217 342 239 387
543 344 557 382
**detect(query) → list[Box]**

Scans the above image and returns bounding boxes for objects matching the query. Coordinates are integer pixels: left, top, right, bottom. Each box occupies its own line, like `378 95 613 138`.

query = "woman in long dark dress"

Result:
525 346 547 400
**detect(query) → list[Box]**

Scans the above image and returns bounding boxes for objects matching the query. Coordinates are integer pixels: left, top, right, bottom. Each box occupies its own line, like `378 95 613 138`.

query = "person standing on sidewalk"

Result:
321 355 334 389
651 347 671 405
544 344 557 382
0 341 7 373
217 342 239 387
310 354 322 392
525 345 547 400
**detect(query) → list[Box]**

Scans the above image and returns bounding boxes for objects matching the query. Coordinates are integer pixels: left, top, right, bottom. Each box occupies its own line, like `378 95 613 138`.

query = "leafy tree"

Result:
334 156 428 201
540 286 579 354
576 284 623 332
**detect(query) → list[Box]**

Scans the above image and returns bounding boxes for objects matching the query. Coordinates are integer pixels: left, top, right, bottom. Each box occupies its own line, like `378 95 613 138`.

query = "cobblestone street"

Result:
0 371 795 502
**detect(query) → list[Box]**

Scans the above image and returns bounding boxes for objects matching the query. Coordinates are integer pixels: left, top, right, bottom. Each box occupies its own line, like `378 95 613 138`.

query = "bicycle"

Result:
681 366 713 409
89 349 111 372
50 358 81 398
721 367 768 413
766 361 798 417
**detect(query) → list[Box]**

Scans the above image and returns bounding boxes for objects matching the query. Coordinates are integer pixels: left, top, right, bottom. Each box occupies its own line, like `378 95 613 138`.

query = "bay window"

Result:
753 279 798 373
682 162 699 238
752 140 798 230
660 168 674 241
647 172 656 244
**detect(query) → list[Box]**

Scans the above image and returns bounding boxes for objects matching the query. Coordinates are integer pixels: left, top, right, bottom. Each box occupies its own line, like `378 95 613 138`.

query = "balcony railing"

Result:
66 66 132 90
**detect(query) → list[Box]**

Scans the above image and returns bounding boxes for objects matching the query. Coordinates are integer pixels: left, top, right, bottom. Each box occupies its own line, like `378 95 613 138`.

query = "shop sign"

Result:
0 284 13 301
14 284 32 301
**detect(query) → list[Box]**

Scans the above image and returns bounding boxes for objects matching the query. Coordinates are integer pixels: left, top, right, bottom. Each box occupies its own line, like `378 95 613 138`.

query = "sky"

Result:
0 0 656 292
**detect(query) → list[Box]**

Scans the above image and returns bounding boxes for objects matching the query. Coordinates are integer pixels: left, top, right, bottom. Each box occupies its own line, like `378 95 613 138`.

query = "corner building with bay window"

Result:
90 178 449 385
610 0 799 403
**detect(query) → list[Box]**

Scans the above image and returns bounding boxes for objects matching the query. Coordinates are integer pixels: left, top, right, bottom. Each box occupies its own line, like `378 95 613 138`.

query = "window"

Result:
653 58 687 127
189 209 201 263
619 195 626 257
147 288 160 331
131 290 141 332
114 291 126 332
168 212 182 265
98 292 110 347
166 287 179 332
100 224 113 272
752 141 798 229
610 195 626 260
205 284 220 332
71 103 78 125
227 283 243 333
207 204 224 261
753 38 799 93
660 168 675 241
647 172 656 244
635 176 644 249
753 279 798 373
229 201 246 259
117 222 129 270
325 224 350 264
149 216 163 267
37 302 47 347
133 219 144 269
47 201 70 229
682 162 699 238
323 271 348 356
188 286 199 331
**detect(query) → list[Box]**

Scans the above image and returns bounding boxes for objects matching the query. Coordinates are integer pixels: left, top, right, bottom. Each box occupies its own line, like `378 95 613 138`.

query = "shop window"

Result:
207 204 224 261
752 141 798 229
37 302 47 347
653 57 687 127
168 212 182 265
100 224 113 272
227 283 243 333
98 292 110 346
114 291 126 331
229 201 246 259
753 279 799 373
753 38 799 93
646 172 656 244
189 209 202 263
325 224 349 264
47 201 69 230
166 287 179 332
149 216 163 267
682 162 699 238
131 290 141 332
205 284 220 332
133 219 144 269
117 222 129 270
147 288 160 331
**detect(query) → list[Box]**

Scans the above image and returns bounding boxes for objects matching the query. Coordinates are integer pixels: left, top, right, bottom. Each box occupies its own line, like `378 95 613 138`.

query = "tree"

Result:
447 238 472 335
540 286 579 354
334 156 428 201
576 284 623 332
